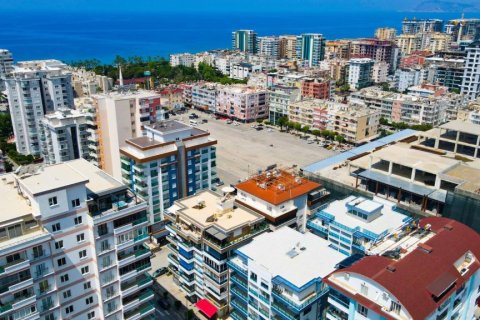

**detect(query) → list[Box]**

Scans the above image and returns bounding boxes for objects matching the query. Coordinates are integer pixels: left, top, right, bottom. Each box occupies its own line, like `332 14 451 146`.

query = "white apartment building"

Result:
228 227 346 320
230 63 261 80
0 159 153 320
372 62 389 83
348 58 374 90
0 49 14 91
394 68 427 92
5 60 74 155
92 90 161 180
268 85 300 124
170 53 195 68
257 36 280 59
191 83 218 112
461 37 480 101
39 108 91 165
324 217 480 320
164 190 267 318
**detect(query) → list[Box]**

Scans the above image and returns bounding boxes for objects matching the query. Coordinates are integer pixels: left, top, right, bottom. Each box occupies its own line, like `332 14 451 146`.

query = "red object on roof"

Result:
195 299 217 318
325 217 480 320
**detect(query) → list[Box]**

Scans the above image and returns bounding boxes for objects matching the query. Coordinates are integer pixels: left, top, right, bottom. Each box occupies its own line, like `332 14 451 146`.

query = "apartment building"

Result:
228 227 346 320
397 32 451 55
39 108 91 165
350 87 458 126
307 195 412 256
191 83 218 112
347 58 374 90
235 167 324 232
170 53 195 67
372 62 389 83
5 60 74 155
164 190 267 318
400 50 433 69
232 30 257 54
325 40 351 60
215 85 268 122
296 34 326 67
401 18 443 34
301 78 333 100
349 38 399 72
69 67 106 97
268 85 300 125
0 158 153 320
425 56 465 90
460 35 480 101
0 49 14 91
446 18 480 42
278 35 297 59
230 63 261 80
120 120 218 237
394 68 426 92
158 87 184 110
374 27 397 40
257 36 279 59
324 217 480 320
92 90 161 180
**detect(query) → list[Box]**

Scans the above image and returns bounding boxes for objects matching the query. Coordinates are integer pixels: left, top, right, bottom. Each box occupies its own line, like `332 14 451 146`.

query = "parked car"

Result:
226 120 233 124
152 267 168 278
202 119 208 123
255 126 263 131
215 180 224 187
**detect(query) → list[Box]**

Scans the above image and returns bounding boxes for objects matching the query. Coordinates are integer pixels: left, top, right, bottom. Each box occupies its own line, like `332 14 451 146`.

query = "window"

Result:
85 296 93 305
57 257 66 267
45 314 55 320
250 272 258 282
87 311 95 319
32 245 44 259
48 197 58 207
71 199 80 207
63 290 71 299
77 233 85 242
357 304 368 317
65 305 74 314
55 240 63 249
60 274 69 283
79 250 87 259
52 223 61 232
74 216 83 225
81 266 89 274
390 301 402 315
84 281 91 290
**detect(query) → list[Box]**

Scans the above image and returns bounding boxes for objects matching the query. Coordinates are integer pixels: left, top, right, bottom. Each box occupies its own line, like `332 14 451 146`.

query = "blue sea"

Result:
0 10 473 64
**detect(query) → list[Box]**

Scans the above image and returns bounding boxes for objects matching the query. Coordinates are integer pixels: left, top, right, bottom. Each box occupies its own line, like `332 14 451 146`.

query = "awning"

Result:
195 299 218 318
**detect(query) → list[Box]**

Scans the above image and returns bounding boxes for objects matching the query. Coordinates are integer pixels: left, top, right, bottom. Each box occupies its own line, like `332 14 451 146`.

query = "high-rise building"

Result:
324 217 480 320
446 18 480 42
349 38 399 72
257 36 279 59
232 30 257 54
0 159 153 320
119 120 218 238
461 33 480 101
296 33 326 67
425 56 465 90
92 90 161 179
401 18 443 34
227 227 346 320
5 60 74 155
348 58 374 90
278 35 297 59
39 108 91 164
164 189 267 318
0 49 13 91
375 27 397 40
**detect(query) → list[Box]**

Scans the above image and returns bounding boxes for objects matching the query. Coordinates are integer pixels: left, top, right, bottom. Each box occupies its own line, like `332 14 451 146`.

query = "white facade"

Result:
257 36 280 59
0 49 14 91
191 83 217 112
348 58 374 90
394 68 426 92
170 53 195 68
372 62 389 83
461 40 480 101
230 63 261 80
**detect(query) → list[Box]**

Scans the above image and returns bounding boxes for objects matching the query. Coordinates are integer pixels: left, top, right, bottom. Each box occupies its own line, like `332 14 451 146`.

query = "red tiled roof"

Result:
326 217 480 319
235 170 321 205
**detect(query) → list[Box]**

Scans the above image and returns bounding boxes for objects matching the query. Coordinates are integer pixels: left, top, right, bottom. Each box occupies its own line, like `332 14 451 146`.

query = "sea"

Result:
0 10 474 64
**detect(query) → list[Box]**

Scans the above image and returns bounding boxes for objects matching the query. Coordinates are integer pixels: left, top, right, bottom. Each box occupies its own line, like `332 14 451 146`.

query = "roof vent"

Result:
417 243 433 254
443 224 453 231
386 265 396 272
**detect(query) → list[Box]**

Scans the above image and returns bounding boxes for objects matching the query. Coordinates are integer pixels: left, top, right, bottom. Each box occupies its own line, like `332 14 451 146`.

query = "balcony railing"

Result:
204 223 269 251
272 288 326 312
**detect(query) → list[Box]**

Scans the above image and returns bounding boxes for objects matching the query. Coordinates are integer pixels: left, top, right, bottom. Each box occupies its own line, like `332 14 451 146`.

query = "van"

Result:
189 119 198 126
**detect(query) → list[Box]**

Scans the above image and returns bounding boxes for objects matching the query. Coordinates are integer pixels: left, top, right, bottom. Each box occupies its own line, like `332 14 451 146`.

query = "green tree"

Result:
335 134 346 143
311 129 321 138
301 125 311 136
287 121 295 132
277 116 288 131
293 122 302 132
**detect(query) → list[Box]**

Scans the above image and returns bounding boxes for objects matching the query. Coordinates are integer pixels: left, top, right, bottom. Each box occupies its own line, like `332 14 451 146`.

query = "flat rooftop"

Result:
66 159 125 196
19 162 89 196
320 196 409 236
0 174 34 222
172 190 263 231
239 227 346 288
236 169 321 205
443 164 480 194
440 120 480 136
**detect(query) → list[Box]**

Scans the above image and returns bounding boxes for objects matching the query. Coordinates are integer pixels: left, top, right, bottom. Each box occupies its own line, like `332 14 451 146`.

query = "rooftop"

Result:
239 227 346 288
326 217 480 320
236 168 321 205
170 190 263 231
439 120 480 136
0 174 34 222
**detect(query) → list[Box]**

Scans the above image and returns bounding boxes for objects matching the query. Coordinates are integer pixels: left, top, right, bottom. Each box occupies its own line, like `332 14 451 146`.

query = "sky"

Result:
2 0 480 13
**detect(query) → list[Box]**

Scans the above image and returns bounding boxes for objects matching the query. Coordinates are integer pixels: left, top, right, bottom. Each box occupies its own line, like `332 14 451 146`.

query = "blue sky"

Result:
3 0 479 13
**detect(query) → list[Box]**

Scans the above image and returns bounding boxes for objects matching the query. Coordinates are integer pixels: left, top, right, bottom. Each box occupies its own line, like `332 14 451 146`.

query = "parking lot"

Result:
172 110 338 186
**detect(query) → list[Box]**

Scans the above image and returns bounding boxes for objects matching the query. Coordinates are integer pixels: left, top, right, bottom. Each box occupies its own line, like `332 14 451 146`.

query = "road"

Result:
172 110 337 186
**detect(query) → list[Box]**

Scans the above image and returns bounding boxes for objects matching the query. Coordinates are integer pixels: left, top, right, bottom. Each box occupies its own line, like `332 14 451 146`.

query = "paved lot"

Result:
173 111 337 186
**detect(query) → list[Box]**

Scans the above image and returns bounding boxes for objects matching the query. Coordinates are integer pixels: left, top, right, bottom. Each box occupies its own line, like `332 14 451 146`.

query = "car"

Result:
215 180 224 187
202 119 208 123
226 120 233 124
152 267 168 278
255 126 263 131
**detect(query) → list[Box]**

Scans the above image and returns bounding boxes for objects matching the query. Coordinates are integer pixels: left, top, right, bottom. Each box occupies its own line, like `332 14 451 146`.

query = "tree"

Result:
277 116 288 131
287 121 295 132
293 122 302 133
311 130 321 139
335 134 346 143
256 118 263 124
339 84 350 92
379 117 389 126
301 125 310 136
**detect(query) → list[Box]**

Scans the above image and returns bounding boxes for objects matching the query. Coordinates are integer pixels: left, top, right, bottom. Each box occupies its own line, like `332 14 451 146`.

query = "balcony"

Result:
325 306 348 320
89 191 146 220
231 274 248 291
0 259 30 275
124 302 155 320
271 301 299 320
118 244 151 266
203 223 269 252
124 289 154 311
227 257 247 276
272 287 326 313
231 286 248 303
121 274 153 296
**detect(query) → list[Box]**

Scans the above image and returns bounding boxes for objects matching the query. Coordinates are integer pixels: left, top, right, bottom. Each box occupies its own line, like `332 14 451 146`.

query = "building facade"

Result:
191 83 218 112
374 27 397 40
257 36 280 59
215 85 268 121
268 85 300 125
232 30 258 54
460 37 480 101
296 34 326 67
278 36 297 59
348 58 374 90
0 49 14 91
401 18 443 34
